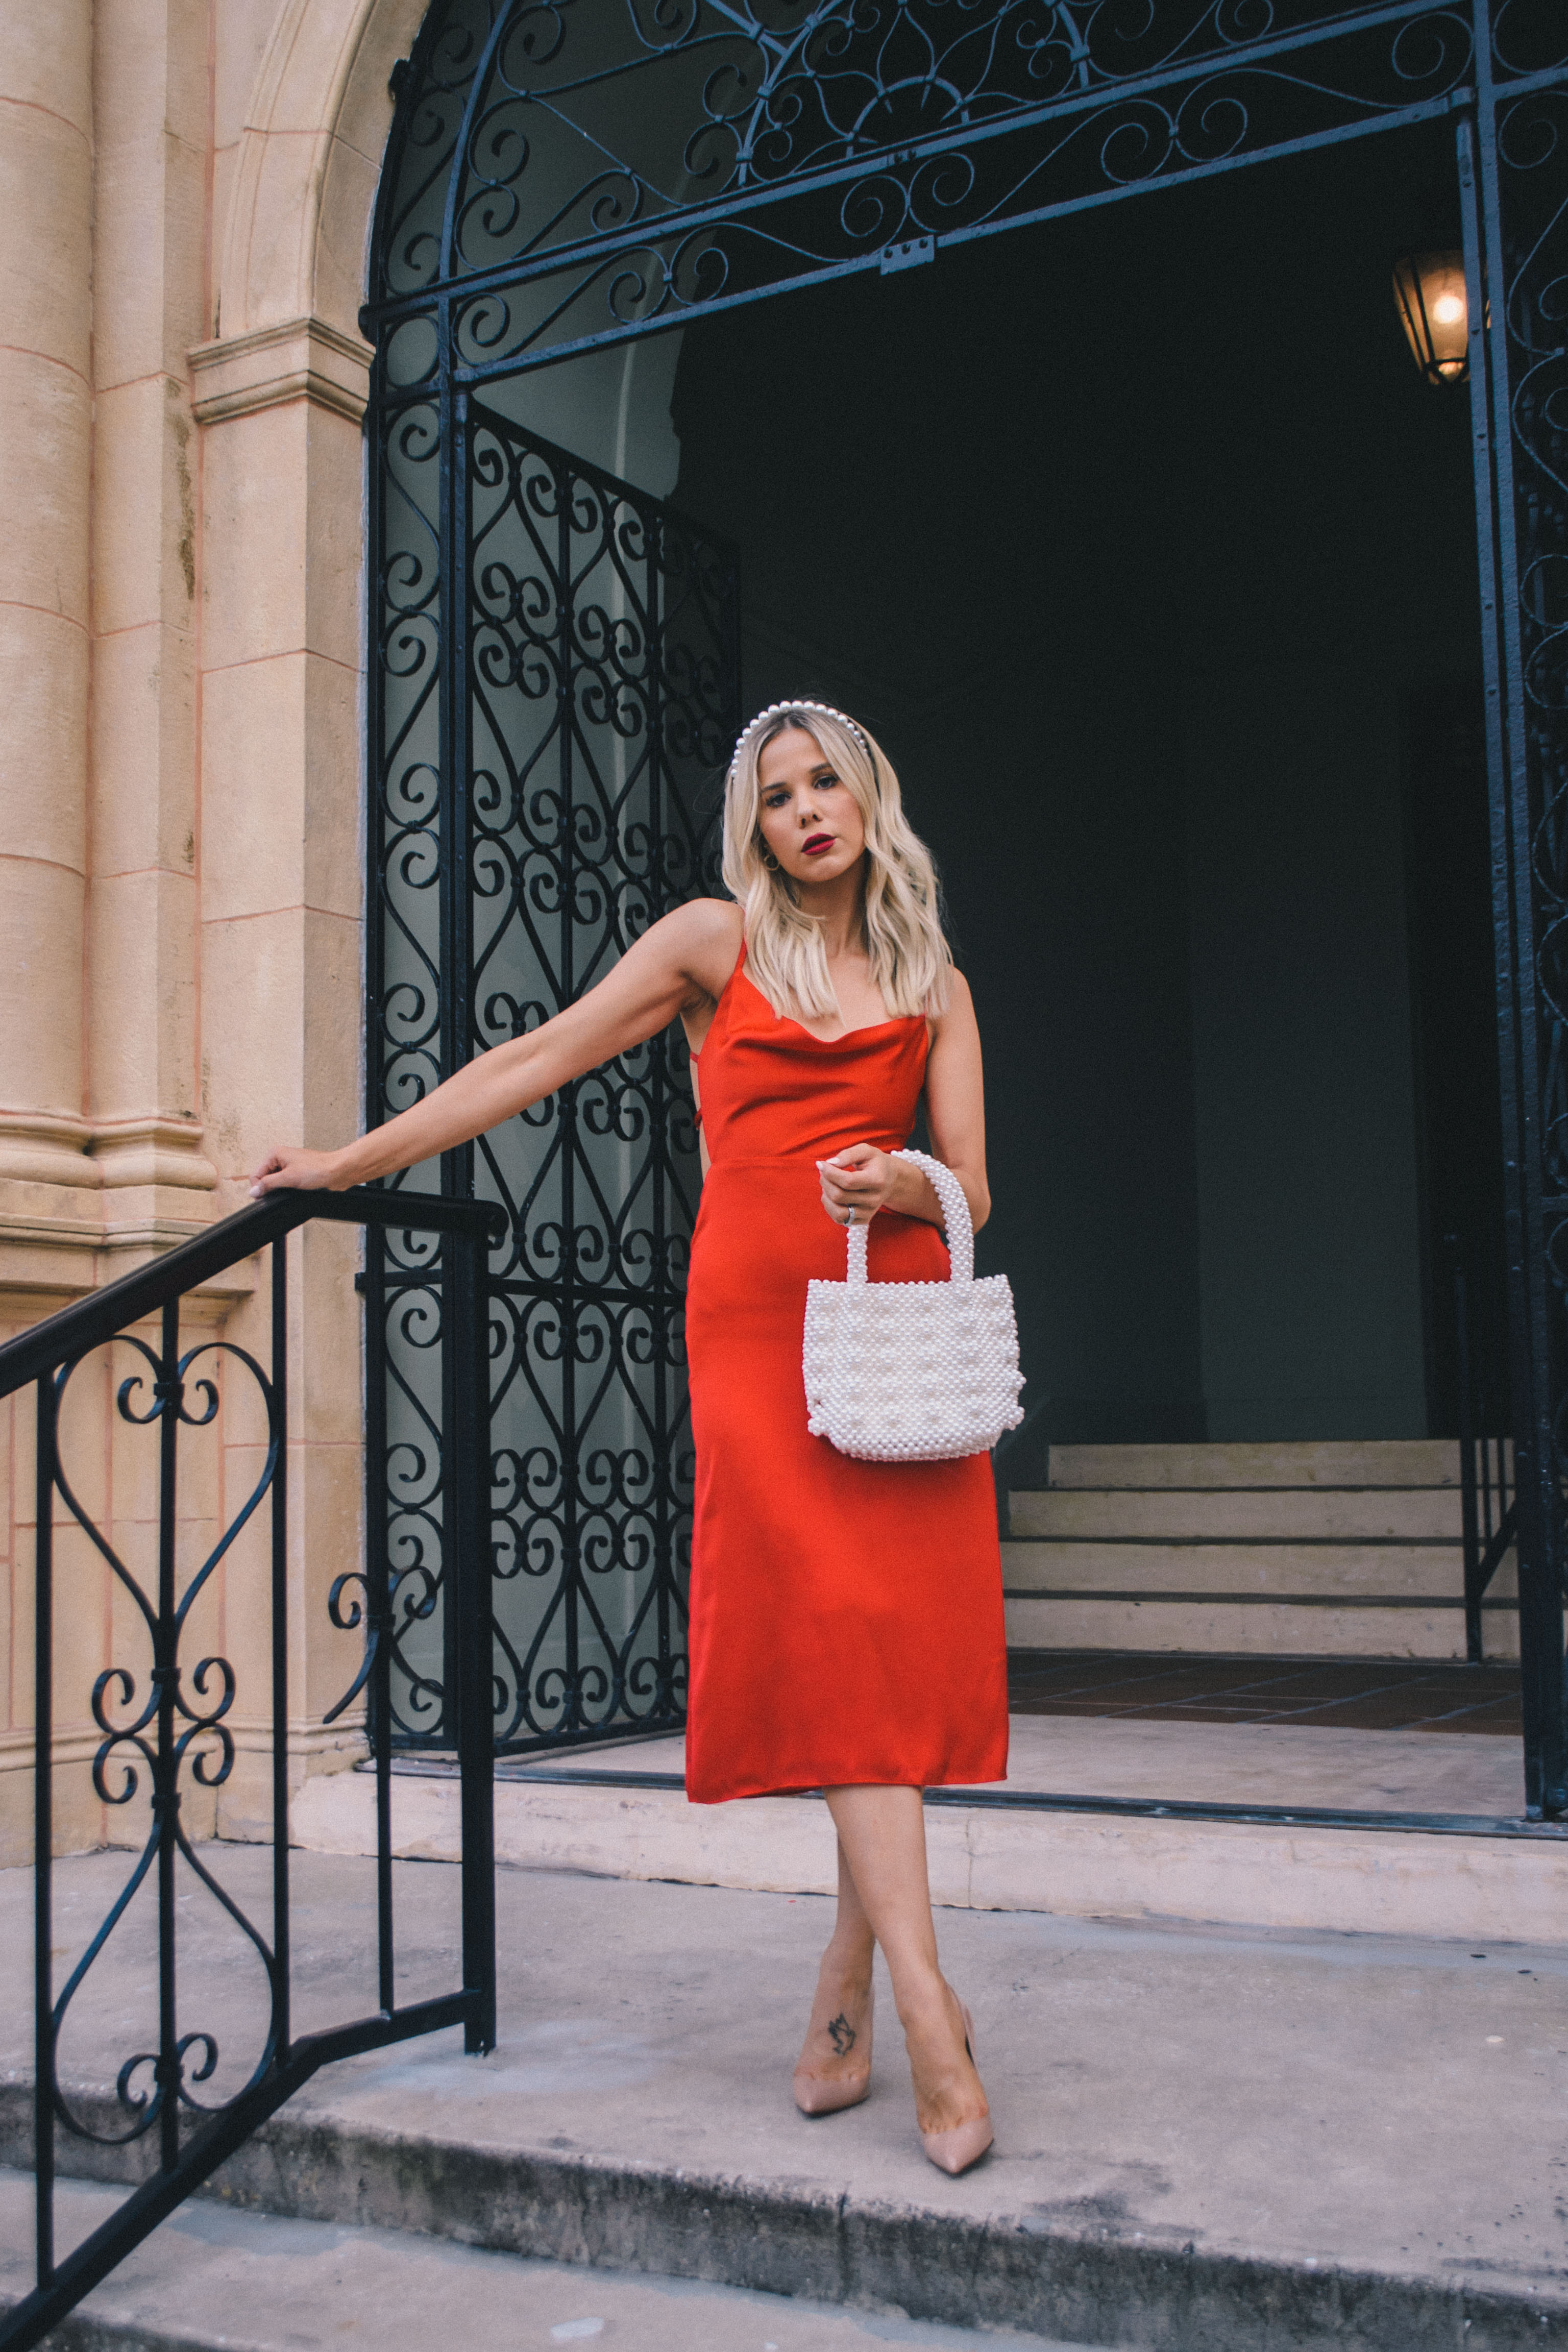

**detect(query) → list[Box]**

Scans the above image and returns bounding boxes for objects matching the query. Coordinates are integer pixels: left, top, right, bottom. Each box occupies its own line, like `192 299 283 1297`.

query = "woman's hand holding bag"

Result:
802 1149 1025 1462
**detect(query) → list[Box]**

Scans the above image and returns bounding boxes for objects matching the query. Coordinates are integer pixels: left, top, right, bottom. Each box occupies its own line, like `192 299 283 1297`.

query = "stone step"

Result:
9 1853 1568 2352
0 2169 1072 2352
1002 1592 1518 1660
289 1716 1557 1944
1008 1486 1481 1539
1002 1537 1517 1599
1040 1440 1467 1489
4 1851 1566 2352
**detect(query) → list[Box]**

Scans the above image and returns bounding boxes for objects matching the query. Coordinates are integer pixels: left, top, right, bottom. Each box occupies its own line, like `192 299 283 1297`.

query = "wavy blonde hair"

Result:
721 706 952 1024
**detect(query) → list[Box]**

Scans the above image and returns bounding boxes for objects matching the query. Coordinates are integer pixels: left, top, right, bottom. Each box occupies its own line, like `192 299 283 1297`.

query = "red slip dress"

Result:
682 950 1011 1804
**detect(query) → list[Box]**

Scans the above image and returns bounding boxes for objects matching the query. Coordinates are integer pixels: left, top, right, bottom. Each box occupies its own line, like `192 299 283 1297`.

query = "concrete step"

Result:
4 1850 1567 2352
1009 1486 1477 1539
1002 1592 1518 1660
1042 1440 1466 1489
1001 1538 1515 1598
1002 1441 1519 1662
289 1716 1562 1944
0 2169 1081 2352
1000 1534 1520 1658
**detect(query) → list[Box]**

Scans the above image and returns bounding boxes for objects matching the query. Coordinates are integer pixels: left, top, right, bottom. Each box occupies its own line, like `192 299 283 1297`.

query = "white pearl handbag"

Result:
802 1149 1026 1462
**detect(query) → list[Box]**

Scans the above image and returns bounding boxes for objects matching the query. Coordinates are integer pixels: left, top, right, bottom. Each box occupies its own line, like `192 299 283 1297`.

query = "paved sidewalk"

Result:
1 1847 1565 2346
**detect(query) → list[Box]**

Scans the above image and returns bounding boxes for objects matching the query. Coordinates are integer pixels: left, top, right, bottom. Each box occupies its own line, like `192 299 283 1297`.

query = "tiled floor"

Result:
1005 1649 1523 1736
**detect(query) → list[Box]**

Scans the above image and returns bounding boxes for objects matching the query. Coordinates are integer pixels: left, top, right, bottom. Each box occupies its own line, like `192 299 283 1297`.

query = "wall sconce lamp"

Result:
1393 251 1469 384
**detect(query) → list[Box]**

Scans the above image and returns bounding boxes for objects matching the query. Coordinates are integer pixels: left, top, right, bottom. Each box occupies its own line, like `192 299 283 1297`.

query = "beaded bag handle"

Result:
845 1149 973 1288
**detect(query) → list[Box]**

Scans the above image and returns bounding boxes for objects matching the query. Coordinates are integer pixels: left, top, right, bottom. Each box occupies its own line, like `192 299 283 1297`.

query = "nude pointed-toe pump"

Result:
919 1998 994 2176
793 1987 874 2116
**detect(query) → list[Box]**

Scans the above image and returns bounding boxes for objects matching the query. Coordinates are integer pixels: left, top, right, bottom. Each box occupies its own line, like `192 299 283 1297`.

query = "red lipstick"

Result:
802 833 835 855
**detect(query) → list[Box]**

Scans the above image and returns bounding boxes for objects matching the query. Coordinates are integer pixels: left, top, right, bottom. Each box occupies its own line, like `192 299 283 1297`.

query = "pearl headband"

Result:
727 698 869 784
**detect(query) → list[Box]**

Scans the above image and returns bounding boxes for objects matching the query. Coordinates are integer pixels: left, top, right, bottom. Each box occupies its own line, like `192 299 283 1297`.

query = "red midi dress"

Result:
682 952 1011 1804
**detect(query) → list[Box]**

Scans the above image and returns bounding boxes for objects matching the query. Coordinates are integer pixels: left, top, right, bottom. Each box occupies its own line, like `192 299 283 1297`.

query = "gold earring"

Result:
761 848 779 872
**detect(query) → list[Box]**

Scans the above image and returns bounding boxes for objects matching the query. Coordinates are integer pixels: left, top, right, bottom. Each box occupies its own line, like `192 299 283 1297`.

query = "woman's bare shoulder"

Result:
642 899 737 1053
653 896 741 976
659 895 742 946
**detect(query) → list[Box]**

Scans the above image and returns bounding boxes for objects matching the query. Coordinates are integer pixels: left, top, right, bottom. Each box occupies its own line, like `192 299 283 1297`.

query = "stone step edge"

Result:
1008 1483 1474 1497
286 1775 1568 1944
1007 1486 1472 1498
1022 1444 1479 1491
1006 1590 1523 1608
3 2089 1564 2352
1006 1524 1485 1542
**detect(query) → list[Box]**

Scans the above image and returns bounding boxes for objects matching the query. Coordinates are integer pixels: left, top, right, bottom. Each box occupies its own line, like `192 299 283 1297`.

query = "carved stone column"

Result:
190 315 375 1827
85 0 218 1245
0 3 96 1266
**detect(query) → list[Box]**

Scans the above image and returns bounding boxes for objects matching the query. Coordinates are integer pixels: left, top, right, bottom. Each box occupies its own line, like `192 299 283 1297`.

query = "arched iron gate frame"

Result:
361 1 1568 1809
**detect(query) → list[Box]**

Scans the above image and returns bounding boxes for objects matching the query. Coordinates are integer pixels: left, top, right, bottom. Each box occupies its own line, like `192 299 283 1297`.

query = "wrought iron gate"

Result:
362 0 1568 1799
367 384 737 1751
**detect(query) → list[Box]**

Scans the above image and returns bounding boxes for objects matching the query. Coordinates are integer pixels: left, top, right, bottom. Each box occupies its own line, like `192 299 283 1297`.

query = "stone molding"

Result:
0 1241 255 1327
0 1718 365 1776
0 1113 233 1317
0 1109 220 1271
190 314 373 426
0 1110 100 1189
0 1111 217 1190
88 1115 219 1193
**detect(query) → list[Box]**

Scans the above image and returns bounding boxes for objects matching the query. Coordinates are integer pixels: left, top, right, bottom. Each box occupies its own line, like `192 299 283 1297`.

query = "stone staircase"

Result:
5 1847 1568 2352
1002 1439 1518 1660
285 1444 1552 1952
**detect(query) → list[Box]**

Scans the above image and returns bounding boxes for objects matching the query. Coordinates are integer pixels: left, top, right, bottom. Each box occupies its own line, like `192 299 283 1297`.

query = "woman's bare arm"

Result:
920 971 990 1232
251 899 741 1196
816 971 991 1233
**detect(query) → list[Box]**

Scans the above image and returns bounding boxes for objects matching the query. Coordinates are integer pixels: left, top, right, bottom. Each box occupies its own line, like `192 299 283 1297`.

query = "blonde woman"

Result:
253 702 1008 2175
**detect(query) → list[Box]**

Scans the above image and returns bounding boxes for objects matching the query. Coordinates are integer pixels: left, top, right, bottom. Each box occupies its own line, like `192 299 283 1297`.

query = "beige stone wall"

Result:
0 0 421 1858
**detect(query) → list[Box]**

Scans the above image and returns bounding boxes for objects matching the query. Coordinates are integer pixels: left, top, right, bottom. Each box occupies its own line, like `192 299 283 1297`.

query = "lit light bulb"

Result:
1392 251 1469 386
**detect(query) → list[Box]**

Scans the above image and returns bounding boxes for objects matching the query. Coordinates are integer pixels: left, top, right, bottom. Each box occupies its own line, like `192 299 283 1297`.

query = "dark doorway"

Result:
668 117 1494 1452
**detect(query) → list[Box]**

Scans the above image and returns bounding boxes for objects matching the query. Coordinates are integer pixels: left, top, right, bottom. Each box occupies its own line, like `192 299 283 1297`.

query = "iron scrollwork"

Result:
1507 63 1568 1200
365 0 1476 381
1486 0 1568 1806
42 1316 282 2152
465 408 732 1747
367 365 738 1750
3 1189 500 2352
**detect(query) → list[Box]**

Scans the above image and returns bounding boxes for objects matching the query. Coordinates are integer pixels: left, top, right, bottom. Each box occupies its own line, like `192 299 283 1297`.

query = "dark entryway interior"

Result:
665 117 1501 1455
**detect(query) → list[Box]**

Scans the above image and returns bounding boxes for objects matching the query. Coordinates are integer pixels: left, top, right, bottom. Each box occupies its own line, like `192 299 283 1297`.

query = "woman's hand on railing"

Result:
249 1144 349 1199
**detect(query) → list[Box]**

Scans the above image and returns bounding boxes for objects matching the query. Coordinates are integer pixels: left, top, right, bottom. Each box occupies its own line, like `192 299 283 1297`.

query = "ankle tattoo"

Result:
827 2013 857 2056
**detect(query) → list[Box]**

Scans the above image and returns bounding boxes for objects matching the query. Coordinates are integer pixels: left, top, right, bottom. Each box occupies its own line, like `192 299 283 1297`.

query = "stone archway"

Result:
214 0 422 347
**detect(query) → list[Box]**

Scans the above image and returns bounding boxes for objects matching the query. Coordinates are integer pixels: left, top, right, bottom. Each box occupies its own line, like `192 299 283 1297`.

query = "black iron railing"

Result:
1460 1426 1516 1664
0 1186 503 2352
1453 1259 1517 1665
